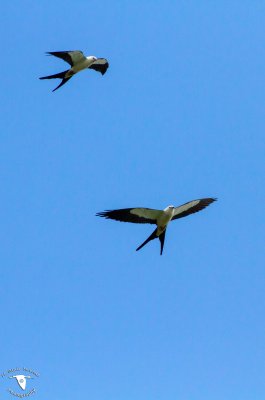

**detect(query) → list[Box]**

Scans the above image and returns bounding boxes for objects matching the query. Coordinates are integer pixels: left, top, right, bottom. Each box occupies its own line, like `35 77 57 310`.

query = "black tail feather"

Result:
159 229 166 255
136 228 157 252
39 69 69 80
39 69 72 91
52 77 71 92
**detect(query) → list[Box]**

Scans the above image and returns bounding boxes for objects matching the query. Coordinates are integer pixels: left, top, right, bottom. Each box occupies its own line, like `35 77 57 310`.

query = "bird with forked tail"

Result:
96 198 217 255
39 50 109 92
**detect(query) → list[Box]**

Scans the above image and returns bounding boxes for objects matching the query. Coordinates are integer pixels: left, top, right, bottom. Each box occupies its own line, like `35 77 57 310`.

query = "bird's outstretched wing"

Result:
96 208 162 224
172 198 217 220
89 58 109 75
46 51 85 66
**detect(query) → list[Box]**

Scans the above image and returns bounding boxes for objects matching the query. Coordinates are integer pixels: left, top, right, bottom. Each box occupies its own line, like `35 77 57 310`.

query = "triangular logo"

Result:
9 375 31 390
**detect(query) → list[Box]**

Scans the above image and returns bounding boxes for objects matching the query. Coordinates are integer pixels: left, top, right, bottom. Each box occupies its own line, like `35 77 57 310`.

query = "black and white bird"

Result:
96 198 216 255
39 50 109 92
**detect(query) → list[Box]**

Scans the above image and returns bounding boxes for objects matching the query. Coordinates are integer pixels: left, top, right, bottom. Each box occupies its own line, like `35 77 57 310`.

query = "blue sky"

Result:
1 1 265 399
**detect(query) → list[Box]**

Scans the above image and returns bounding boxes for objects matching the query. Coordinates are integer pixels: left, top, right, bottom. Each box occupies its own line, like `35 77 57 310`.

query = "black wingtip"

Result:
204 197 218 205
101 63 109 75
96 210 108 218
206 197 217 203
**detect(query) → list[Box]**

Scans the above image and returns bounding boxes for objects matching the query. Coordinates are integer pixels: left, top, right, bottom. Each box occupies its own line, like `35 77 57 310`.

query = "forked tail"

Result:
136 228 158 252
159 229 166 255
136 228 166 255
39 69 69 80
39 69 72 92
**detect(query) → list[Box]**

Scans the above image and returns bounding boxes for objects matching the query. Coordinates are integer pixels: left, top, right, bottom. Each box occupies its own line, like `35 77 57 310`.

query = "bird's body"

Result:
66 55 96 75
97 198 216 255
156 206 175 235
40 51 109 91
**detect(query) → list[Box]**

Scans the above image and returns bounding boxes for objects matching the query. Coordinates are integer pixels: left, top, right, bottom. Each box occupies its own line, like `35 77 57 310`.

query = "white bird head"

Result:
88 55 97 62
164 205 174 211
9 375 32 391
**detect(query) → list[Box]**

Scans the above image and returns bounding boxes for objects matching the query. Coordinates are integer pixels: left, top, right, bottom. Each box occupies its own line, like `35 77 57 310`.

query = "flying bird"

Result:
39 50 109 92
96 198 216 255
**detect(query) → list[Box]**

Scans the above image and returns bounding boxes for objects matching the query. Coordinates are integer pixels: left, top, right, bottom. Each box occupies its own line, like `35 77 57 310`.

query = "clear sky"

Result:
1 1 265 399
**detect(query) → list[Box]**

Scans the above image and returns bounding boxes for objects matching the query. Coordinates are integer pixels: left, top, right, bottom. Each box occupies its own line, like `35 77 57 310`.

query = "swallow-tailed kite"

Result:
96 198 216 255
39 51 109 92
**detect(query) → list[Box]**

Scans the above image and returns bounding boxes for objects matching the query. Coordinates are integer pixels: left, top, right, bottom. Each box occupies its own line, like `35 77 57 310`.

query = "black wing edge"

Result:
45 51 76 66
46 51 76 54
172 197 217 220
95 209 156 224
89 60 109 75
96 210 115 219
